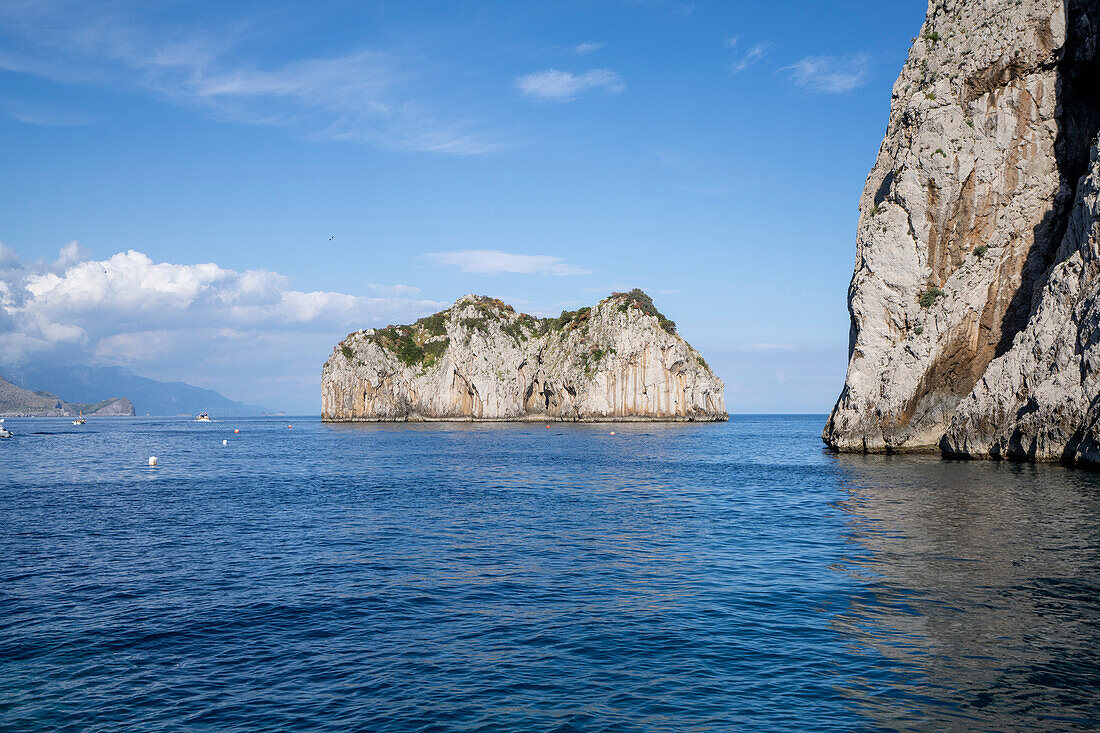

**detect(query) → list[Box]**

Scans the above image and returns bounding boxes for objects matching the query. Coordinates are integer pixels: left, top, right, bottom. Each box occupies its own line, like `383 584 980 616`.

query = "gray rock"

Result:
322 291 726 422
825 0 1100 463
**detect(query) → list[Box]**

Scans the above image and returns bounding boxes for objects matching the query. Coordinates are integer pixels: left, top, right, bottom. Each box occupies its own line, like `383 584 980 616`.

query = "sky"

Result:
0 0 927 415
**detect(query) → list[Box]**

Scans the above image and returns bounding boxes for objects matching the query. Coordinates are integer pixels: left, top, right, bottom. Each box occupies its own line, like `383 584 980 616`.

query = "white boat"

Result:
72 412 86 425
195 412 211 422
0 419 12 438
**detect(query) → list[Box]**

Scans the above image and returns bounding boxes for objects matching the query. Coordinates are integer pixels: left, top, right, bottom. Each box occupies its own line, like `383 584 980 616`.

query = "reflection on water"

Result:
832 454 1100 731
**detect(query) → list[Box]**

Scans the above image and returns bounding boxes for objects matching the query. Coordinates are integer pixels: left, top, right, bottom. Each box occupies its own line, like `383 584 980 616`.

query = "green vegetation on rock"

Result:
918 287 945 308
610 289 677 334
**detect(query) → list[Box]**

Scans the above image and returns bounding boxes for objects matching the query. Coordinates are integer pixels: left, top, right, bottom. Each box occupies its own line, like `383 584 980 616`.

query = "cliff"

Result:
824 0 1100 465
322 290 726 422
0 373 135 417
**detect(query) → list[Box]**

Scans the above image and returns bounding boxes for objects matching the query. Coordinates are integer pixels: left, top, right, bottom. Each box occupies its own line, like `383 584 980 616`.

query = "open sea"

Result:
1 415 1098 731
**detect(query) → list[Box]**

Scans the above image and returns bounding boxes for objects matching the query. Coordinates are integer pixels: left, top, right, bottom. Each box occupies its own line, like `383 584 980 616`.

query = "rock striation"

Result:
322 290 726 422
0 373 135 417
825 0 1100 466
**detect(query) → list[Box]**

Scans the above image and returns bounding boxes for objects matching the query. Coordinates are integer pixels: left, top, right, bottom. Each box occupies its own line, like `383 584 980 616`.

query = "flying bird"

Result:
329 235 334 242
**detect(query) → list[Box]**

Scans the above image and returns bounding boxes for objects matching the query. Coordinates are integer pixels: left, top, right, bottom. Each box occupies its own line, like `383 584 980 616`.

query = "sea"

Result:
1 415 1098 732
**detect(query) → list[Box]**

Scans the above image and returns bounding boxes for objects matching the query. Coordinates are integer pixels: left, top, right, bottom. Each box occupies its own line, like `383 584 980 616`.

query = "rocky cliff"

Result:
824 0 1100 465
322 290 726 422
0 373 135 417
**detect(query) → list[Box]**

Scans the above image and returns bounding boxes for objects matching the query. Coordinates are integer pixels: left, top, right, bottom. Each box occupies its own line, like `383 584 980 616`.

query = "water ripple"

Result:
0 416 1097 731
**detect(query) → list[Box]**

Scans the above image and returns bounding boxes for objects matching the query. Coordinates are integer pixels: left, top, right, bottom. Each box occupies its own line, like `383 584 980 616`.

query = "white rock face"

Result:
825 0 1100 460
322 292 726 422
943 137 1100 465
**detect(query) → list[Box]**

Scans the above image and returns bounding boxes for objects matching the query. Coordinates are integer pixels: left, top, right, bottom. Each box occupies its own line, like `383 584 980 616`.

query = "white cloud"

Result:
423 249 592 276
0 244 446 407
515 68 624 102
4 100 95 127
730 41 771 74
573 42 605 55
783 54 869 93
0 4 501 154
367 282 421 297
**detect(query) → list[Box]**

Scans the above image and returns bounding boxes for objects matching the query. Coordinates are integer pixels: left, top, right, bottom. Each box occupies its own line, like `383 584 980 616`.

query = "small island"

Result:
322 290 726 422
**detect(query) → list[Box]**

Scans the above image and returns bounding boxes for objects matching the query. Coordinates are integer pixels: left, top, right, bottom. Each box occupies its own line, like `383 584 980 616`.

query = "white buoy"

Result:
222 439 228 446
148 456 158 466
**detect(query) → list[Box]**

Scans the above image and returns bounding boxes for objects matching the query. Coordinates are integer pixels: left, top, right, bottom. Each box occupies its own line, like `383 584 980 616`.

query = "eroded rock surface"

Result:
322 291 726 422
825 0 1100 463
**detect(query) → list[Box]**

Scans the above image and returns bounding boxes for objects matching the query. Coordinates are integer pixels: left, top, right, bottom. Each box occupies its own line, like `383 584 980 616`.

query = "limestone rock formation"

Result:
0 373 135 417
824 0 1100 464
322 290 726 422
943 137 1100 465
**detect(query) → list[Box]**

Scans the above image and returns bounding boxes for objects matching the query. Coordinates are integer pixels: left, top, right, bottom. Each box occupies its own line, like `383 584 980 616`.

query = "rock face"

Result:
825 0 1100 464
0 373 135 417
322 290 726 422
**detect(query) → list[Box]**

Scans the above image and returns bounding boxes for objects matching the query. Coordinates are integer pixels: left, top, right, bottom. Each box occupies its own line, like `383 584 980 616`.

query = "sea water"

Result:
1 416 1098 731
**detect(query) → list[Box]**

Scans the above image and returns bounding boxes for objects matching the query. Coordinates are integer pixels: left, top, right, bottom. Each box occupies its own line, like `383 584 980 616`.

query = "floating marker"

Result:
222 439 228 446
546 425 551 429
148 456 157 466
288 425 293 429
234 429 239 434
610 431 615 435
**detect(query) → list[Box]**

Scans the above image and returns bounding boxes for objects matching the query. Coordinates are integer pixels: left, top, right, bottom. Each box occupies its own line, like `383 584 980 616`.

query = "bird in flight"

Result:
329 235 334 242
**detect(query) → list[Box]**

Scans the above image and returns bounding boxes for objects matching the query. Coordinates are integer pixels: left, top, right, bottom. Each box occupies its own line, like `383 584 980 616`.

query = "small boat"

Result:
0 419 12 438
72 412 86 426
195 412 211 422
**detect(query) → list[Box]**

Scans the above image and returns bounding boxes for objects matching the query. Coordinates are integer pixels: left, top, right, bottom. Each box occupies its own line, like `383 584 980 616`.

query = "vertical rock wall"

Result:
825 0 1100 462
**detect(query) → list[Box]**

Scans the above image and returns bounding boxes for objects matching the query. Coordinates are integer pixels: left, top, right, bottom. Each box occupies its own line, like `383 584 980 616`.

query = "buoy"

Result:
288 425 293 429
546 425 551 429
222 439 228 446
610 431 615 435
148 456 157 466
234 429 239 434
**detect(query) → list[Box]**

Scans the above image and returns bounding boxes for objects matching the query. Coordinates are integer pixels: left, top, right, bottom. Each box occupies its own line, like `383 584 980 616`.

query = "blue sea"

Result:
2 415 1098 731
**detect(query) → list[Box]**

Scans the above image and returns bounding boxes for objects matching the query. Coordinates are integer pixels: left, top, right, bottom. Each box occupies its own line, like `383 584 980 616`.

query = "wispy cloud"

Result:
366 283 421 297
783 54 869 93
423 249 592 276
573 42 605 56
515 68 624 102
652 149 732 197
729 41 771 74
0 4 502 154
3 99 95 127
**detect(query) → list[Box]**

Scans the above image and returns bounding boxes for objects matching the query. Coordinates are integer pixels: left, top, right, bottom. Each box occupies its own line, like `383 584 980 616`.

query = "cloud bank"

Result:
0 243 445 410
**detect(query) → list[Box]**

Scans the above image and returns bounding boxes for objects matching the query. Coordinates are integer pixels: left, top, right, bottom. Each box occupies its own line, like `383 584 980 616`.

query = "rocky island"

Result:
322 290 726 422
825 0 1100 467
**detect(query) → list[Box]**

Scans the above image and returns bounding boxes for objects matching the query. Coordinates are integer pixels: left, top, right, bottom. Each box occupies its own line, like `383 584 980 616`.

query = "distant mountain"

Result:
0 373 134 417
4 365 266 417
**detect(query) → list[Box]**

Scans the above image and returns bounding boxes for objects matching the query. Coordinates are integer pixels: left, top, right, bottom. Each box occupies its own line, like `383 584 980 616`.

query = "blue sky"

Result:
0 0 926 414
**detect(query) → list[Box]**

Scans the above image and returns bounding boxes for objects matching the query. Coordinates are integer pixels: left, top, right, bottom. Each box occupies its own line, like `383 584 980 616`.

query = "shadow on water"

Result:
828 453 1100 731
